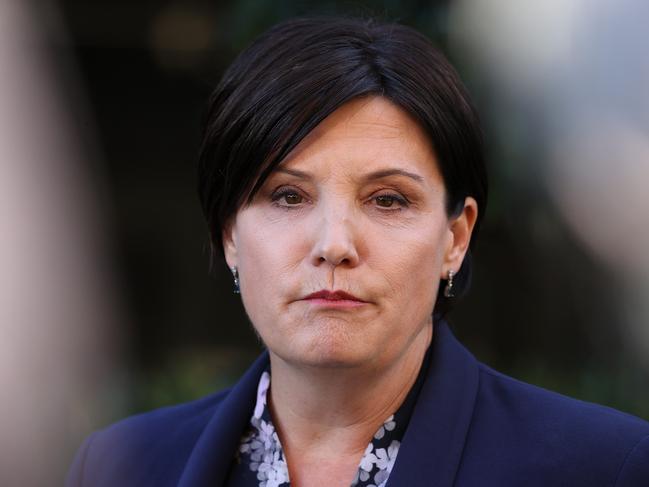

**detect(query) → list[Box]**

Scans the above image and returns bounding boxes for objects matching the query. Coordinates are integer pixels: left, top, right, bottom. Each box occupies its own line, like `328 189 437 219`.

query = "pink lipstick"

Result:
302 290 367 308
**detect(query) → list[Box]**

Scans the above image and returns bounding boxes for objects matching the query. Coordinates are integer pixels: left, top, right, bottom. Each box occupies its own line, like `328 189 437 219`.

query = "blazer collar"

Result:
178 320 479 487
178 351 269 487
386 321 480 487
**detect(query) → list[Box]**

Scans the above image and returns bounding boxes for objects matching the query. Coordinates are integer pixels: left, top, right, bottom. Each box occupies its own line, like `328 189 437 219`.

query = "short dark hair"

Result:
197 16 488 316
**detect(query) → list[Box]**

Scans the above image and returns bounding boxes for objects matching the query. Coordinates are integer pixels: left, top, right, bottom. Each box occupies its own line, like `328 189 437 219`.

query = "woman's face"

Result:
224 96 476 370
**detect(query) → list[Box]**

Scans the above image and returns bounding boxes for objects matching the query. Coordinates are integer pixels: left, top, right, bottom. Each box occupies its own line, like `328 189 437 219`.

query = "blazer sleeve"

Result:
615 434 649 486
65 433 97 487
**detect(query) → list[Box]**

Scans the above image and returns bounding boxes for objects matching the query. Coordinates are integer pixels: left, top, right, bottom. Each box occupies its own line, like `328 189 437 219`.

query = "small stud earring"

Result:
230 266 240 294
443 269 455 298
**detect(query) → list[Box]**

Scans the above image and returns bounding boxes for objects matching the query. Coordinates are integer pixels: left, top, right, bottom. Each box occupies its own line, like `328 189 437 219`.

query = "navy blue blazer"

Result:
67 322 649 486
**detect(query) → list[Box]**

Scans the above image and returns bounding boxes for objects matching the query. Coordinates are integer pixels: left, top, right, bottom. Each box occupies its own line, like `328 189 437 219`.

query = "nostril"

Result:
315 254 351 266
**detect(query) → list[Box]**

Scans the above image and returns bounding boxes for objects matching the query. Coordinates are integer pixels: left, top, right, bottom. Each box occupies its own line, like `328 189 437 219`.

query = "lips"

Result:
303 290 366 303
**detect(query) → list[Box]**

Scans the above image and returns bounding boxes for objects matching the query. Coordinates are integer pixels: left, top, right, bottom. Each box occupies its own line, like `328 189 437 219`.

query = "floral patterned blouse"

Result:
225 347 430 487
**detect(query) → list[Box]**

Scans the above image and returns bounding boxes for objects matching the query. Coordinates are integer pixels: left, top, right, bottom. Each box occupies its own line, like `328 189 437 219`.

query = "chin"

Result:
276 331 378 370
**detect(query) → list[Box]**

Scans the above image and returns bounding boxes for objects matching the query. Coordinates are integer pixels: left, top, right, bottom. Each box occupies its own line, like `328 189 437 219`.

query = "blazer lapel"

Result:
386 321 480 487
178 351 270 487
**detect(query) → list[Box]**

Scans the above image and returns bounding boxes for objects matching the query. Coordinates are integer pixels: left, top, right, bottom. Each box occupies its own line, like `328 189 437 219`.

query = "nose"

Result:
310 206 360 268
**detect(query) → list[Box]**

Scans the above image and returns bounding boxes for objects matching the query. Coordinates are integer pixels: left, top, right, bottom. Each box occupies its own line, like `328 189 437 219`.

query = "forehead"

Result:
278 96 440 180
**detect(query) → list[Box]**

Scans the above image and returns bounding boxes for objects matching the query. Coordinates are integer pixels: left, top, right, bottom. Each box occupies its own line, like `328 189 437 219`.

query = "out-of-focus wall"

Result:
449 0 649 369
0 1 124 485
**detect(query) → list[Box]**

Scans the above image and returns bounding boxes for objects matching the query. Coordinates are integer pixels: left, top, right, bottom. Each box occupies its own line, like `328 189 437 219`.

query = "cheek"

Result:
235 211 308 306
375 224 447 306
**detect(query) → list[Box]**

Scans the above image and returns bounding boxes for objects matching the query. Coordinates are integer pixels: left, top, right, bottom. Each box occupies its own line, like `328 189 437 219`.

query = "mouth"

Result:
301 290 368 308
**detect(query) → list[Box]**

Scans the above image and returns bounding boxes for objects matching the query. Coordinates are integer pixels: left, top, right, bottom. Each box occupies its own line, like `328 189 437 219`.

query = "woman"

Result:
67 17 649 487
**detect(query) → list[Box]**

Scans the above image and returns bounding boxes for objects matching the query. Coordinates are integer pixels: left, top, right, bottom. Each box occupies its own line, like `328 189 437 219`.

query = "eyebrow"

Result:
275 167 424 184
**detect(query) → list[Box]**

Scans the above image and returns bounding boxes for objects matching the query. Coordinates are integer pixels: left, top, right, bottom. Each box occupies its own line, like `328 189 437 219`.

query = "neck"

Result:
267 321 433 462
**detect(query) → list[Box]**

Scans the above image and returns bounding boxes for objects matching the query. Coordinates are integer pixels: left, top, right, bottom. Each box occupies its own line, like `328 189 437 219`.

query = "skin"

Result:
223 96 477 487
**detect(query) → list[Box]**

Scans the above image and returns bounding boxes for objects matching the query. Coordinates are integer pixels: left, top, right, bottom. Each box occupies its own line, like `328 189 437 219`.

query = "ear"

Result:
443 197 478 276
222 219 239 270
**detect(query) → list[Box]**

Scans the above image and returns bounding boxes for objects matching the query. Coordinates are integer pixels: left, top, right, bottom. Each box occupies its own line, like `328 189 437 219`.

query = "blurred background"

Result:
1 0 647 484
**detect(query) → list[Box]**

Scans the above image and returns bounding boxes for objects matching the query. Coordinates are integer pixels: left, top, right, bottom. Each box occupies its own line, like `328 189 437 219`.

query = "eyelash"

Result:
269 187 410 211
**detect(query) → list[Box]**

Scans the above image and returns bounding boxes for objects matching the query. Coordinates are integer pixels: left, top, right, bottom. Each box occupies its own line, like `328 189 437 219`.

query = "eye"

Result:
281 192 303 205
372 193 409 209
271 188 305 207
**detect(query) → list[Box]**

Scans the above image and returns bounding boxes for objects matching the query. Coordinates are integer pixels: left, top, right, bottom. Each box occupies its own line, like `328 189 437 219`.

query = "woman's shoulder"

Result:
476 362 649 434
66 387 232 487
100 386 231 441
460 362 649 485
66 352 270 486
